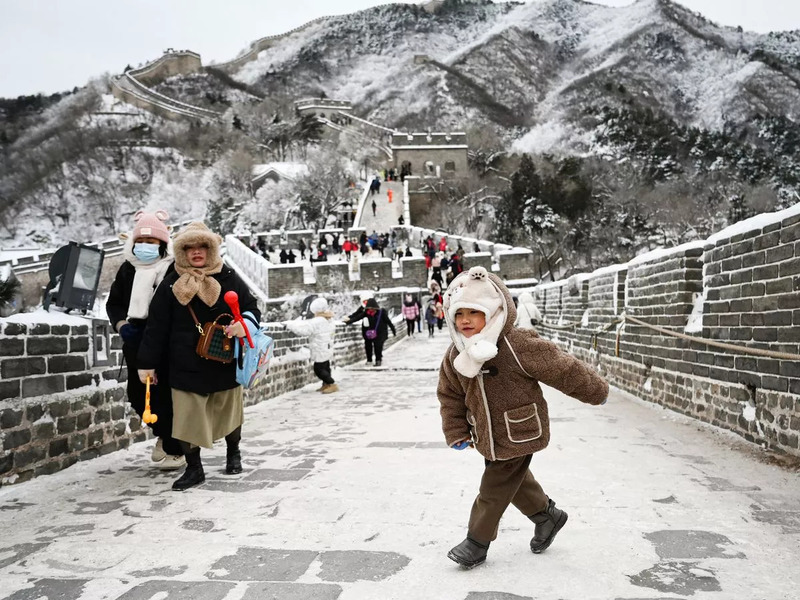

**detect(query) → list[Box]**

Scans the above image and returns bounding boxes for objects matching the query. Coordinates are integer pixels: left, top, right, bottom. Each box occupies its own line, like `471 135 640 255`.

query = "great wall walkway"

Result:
1 333 799 600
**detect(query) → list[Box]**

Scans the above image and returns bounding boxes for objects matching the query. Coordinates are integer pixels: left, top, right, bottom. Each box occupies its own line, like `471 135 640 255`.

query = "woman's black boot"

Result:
225 427 243 474
172 448 204 491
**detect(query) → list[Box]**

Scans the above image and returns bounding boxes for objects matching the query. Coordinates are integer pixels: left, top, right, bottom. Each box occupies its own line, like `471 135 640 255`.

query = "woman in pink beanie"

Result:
107 210 185 471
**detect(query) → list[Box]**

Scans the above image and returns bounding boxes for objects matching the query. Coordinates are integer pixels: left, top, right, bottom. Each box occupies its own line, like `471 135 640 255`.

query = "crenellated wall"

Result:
533 206 800 457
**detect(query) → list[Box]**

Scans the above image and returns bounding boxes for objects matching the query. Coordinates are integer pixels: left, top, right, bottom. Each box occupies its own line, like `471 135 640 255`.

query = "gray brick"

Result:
66 373 93 390
48 400 70 418
2 323 26 335
0 408 23 429
1 357 46 378
68 433 87 452
70 325 89 335
13 445 46 469
49 438 69 457
33 422 55 439
0 338 24 356
57 416 77 435
26 336 68 355
70 336 90 353
3 428 31 450
76 412 92 429
29 324 50 335
47 355 87 374
0 380 20 401
21 375 65 398
87 429 104 447
0 451 13 475
25 404 44 422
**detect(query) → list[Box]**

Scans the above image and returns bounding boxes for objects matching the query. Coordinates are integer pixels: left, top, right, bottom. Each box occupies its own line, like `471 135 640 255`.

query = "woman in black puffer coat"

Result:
137 222 260 491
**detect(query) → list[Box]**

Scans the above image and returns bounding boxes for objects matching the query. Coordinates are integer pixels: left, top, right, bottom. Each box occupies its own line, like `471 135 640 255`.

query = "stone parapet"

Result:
0 315 409 486
533 206 800 457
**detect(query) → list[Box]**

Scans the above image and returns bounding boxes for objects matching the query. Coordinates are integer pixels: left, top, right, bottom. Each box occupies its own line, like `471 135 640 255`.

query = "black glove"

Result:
119 323 142 344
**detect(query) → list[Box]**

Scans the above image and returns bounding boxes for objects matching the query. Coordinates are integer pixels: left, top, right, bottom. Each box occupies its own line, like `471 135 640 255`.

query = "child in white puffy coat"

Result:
285 297 339 393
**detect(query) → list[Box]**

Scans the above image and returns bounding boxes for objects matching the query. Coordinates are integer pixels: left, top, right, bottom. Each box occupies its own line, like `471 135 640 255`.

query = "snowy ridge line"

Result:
214 2 406 71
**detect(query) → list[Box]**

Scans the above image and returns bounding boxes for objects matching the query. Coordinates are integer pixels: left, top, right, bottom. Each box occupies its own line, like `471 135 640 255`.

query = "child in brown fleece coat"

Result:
437 266 608 568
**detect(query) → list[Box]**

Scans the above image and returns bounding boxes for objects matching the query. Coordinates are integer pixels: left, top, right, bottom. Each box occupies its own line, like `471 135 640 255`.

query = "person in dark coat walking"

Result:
106 210 184 470
343 297 396 366
137 222 261 491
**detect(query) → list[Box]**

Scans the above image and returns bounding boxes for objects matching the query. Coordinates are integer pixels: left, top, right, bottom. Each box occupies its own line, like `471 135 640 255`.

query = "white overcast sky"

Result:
1 0 799 98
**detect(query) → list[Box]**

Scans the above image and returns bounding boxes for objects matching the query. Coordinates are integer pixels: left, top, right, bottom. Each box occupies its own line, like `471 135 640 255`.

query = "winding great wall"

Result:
2 0 799 485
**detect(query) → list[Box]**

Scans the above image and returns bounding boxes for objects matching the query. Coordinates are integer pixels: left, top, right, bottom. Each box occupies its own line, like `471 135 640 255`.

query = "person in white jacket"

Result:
285 297 339 393
514 291 543 330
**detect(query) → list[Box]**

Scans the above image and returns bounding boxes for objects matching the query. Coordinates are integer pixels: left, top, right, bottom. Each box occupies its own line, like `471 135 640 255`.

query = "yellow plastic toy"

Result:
142 375 158 424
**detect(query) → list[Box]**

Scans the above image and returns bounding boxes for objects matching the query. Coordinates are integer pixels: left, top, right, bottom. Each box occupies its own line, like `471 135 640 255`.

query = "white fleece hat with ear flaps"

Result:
445 266 506 378
310 297 329 314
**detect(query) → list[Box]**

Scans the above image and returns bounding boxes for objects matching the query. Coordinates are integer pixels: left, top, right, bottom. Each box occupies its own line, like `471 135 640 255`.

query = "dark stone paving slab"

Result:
206 547 317 581
116 580 234 600
0 543 49 569
644 530 744 560
239 582 343 599
245 468 310 481
128 565 188 577
4 578 88 600
629 561 720 595
317 550 411 582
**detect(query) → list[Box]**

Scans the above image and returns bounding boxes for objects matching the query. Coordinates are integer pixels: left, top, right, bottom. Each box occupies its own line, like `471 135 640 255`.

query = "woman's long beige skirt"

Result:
171 386 243 449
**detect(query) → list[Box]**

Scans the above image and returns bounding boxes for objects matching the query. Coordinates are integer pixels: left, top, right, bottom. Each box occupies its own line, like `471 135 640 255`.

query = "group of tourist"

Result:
108 210 609 574
108 211 259 491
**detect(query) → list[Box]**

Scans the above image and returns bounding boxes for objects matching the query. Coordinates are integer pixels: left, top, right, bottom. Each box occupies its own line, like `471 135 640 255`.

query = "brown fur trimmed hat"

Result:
172 222 223 270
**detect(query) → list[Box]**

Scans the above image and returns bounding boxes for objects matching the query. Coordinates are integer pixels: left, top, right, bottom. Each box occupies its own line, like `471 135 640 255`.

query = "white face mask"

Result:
133 242 160 263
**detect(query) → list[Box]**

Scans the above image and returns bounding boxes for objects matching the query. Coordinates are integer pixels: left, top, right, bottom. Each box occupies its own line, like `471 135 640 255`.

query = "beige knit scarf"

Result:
172 255 223 306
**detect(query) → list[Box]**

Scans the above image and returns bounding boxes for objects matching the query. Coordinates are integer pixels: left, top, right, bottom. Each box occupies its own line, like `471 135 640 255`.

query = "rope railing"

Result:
538 312 800 361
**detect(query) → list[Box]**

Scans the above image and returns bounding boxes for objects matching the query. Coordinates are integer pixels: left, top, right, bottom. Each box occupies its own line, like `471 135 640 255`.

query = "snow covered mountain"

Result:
3 0 800 249
226 0 800 150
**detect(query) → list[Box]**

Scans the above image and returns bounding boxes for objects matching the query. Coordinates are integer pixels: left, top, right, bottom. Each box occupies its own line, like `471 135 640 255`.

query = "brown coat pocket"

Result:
504 403 542 443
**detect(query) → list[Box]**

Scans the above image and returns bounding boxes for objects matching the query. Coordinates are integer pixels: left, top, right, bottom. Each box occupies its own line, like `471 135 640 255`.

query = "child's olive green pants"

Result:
467 454 549 544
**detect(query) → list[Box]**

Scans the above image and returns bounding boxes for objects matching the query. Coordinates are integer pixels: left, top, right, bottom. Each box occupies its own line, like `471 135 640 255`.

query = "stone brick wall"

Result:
0 316 408 486
533 209 800 457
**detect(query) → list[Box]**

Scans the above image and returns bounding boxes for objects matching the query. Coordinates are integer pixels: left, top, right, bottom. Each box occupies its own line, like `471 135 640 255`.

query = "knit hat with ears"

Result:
444 266 506 378
132 210 170 243
310 297 329 314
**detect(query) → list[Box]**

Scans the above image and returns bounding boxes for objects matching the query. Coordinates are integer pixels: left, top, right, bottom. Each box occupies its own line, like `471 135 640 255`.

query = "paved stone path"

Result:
358 180 404 235
1 331 799 599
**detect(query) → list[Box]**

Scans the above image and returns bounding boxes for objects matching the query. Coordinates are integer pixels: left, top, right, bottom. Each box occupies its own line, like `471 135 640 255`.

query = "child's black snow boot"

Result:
447 536 489 569
528 499 568 553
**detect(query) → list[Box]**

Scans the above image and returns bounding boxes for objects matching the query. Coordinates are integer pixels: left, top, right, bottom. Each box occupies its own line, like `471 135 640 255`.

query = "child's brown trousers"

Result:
467 454 549 544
